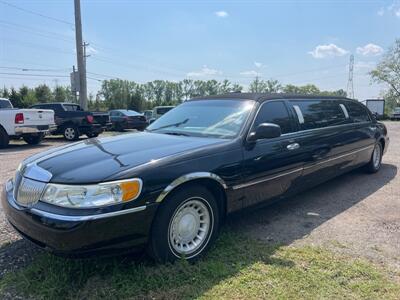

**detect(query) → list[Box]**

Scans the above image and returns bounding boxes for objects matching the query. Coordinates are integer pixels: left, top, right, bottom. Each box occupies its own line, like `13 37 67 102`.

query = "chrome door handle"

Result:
287 143 300 150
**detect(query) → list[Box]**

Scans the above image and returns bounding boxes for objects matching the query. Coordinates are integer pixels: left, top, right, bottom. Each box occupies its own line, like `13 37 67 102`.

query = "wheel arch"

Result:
155 172 228 218
378 137 385 151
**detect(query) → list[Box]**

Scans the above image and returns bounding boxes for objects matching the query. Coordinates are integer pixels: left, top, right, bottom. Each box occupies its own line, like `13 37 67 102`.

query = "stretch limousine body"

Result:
2 93 389 262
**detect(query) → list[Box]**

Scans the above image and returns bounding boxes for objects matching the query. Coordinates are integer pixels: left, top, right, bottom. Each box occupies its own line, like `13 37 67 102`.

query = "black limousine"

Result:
2 93 389 262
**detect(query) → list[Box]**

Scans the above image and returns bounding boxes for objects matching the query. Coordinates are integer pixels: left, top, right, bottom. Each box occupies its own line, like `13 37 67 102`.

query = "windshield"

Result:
147 100 254 139
0 99 12 109
155 107 174 115
124 110 141 116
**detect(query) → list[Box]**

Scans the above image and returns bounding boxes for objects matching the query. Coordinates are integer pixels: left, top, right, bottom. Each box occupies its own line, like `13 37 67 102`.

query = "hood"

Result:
33 132 225 183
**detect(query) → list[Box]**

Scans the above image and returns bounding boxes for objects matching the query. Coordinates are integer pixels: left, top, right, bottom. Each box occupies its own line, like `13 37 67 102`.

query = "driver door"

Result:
240 100 305 208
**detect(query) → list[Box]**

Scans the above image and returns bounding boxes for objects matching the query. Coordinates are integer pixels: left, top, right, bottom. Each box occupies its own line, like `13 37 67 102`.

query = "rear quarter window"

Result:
344 101 371 123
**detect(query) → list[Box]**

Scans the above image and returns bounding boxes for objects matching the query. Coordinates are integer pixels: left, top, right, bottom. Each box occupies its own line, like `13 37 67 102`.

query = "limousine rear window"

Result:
291 100 349 130
345 101 371 123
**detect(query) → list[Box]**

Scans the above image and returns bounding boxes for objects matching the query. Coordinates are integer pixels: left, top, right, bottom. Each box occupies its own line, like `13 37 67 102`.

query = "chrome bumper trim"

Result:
30 205 147 222
15 124 56 134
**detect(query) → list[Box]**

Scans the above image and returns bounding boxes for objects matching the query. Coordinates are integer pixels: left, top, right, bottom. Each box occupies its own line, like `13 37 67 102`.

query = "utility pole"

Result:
74 0 87 110
346 54 354 99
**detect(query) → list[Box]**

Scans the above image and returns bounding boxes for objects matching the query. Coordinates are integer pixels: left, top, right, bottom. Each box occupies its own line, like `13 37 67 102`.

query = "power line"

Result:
0 20 75 43
0 72 69 78
0 0 74 27
0 66 71 72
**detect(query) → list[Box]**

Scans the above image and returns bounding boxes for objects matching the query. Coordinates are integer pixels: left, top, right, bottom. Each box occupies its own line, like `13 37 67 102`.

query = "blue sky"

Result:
1 0 399 99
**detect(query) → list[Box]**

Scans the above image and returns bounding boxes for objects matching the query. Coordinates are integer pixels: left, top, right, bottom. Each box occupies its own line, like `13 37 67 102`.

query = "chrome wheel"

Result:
168 197 212 257
64 128 76 140
373 144 381 169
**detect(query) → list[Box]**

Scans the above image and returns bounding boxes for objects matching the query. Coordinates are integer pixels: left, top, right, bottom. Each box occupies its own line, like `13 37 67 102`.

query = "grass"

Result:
0 232 399 299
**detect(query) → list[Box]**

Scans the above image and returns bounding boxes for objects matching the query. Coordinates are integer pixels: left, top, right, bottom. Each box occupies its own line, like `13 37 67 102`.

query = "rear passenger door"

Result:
240 100 305 208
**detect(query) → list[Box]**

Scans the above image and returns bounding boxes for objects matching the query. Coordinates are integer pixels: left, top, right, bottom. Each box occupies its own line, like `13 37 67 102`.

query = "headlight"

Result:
41 179 142 208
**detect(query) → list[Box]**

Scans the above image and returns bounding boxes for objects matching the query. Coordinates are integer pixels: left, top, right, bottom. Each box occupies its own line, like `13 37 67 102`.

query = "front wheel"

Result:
23 133 44 145
148 185 220 263
63 126 79 141
365 143 383 173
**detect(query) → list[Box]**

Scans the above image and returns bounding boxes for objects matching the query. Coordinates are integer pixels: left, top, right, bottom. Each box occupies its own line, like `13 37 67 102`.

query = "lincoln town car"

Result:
2 93 389 262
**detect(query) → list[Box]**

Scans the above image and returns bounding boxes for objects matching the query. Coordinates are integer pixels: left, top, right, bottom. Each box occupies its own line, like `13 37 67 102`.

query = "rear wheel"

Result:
63 126 79 141
23 133 44 145
365 142 382 173
148 185 219 263
0 127 10 148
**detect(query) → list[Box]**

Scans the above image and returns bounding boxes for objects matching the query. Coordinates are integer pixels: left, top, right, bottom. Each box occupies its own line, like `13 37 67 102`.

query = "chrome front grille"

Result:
15 176 47 207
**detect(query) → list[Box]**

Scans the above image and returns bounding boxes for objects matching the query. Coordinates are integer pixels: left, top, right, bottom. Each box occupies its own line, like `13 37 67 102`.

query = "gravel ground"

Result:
0 124 399 278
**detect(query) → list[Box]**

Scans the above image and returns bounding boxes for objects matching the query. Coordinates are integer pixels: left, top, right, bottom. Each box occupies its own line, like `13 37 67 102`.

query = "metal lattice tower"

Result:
346 54 354 99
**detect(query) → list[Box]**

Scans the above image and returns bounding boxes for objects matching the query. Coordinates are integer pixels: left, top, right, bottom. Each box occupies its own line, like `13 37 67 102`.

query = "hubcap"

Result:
373 144 381 168
169 198 211 256
65 128 75 140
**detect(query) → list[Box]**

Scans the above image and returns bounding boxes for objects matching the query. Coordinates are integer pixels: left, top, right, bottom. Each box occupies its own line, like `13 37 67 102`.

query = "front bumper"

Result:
15 124 57 135
1 182 158 256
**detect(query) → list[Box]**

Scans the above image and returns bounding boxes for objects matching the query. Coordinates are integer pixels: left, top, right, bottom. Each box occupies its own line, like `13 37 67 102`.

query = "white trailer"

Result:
362 99 385 118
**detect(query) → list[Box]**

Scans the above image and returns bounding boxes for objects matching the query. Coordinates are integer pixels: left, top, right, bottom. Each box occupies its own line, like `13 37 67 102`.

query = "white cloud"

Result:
356 43 384 56
215 11 228 18
379 2 400 18
308 43 348 59
254 61 263 68
240 70 262 77
187 65 222 77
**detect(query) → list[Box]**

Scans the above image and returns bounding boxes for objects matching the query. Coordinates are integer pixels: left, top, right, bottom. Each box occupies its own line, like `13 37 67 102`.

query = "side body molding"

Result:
155 172 228 203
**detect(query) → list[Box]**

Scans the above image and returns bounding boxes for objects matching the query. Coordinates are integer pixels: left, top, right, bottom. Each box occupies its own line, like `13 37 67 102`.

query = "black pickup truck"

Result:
30 103 111 141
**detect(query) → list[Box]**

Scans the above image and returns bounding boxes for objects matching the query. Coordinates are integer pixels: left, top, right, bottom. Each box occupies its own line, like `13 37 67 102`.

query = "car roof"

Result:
191 93 354 103
33 102 79 105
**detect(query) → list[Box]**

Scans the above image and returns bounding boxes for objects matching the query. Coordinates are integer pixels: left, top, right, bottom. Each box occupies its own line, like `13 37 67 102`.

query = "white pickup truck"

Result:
0 98 56 148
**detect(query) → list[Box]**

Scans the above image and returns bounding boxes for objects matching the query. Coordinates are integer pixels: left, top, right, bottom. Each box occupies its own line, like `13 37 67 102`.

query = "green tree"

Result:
370 39 400 113
35 84 53 103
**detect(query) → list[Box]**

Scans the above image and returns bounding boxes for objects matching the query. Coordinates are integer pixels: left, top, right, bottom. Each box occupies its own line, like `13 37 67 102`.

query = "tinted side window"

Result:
345 101 370 123
253 101 293 134
291 100 347 130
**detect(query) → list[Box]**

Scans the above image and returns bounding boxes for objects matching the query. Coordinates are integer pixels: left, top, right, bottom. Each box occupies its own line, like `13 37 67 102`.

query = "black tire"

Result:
63 126 79 141
23 133 44 145
0 126 10 148
365 142 383 173
147 185 220 263
86 132 99 138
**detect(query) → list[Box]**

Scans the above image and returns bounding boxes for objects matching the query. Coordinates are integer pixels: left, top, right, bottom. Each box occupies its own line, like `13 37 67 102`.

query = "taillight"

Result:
86 115 94 123
15 113 24 124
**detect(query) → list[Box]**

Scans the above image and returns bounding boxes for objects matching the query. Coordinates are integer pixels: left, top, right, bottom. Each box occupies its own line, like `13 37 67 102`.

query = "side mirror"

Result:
248 123 281 142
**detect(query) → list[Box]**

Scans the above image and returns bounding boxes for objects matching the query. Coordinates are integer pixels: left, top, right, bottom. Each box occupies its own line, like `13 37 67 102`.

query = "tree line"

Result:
1 78 346 112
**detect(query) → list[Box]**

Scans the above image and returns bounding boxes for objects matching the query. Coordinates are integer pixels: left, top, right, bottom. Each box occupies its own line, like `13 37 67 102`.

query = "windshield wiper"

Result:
148 118 189 131
163 131 189 136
